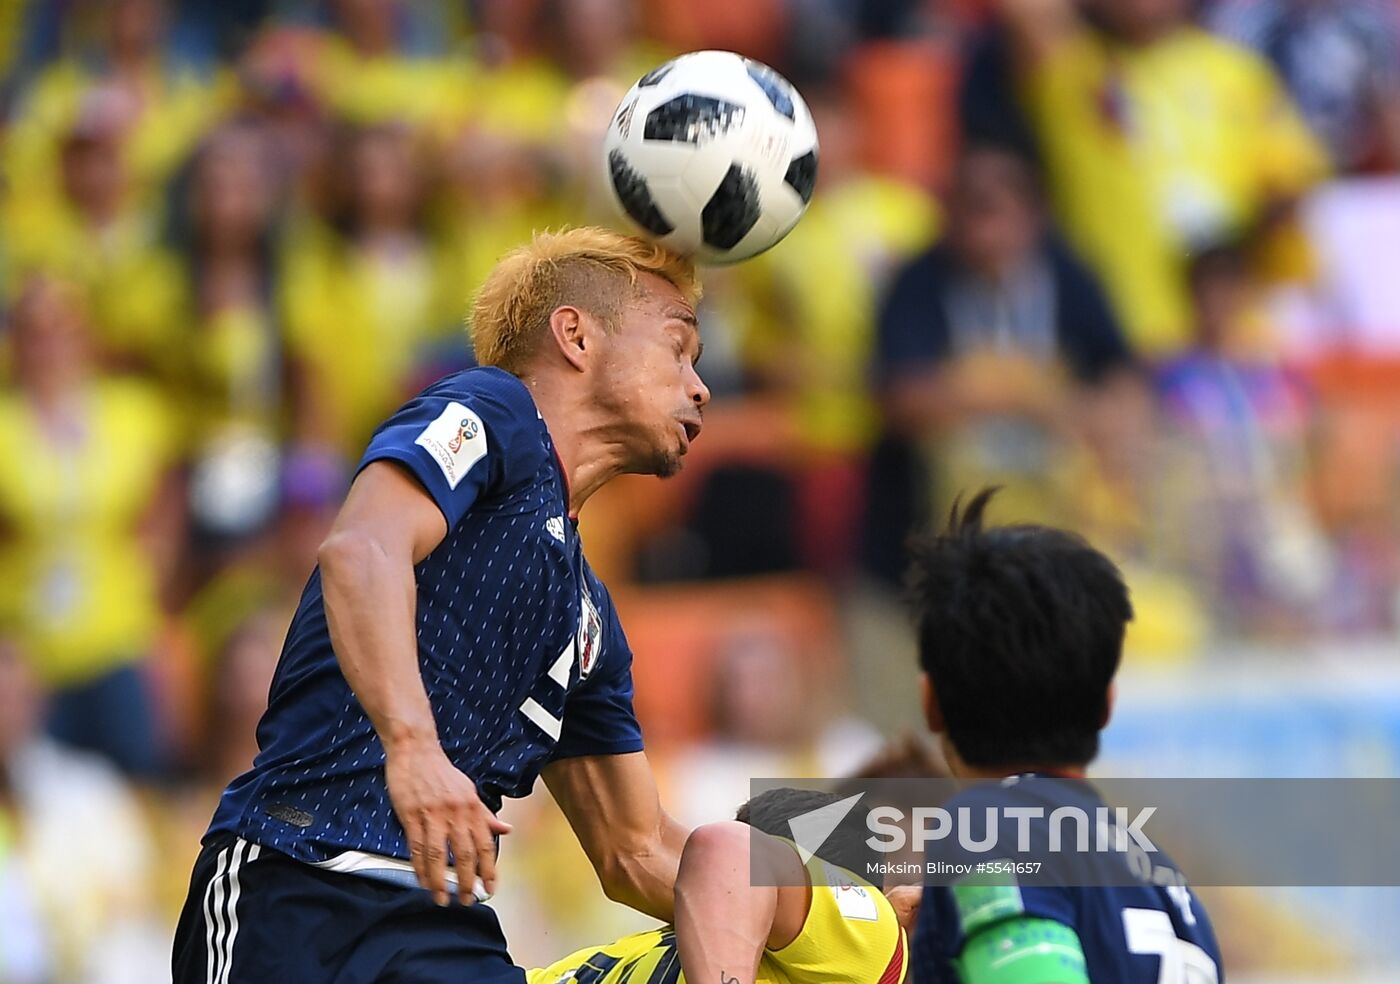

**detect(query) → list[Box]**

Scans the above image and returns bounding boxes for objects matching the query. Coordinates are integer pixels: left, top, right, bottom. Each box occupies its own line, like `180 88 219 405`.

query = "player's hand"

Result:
885 884 922 934
384 738 512 906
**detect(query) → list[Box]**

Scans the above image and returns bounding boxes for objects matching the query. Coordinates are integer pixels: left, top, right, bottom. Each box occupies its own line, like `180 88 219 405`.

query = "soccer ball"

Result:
603 50 818 265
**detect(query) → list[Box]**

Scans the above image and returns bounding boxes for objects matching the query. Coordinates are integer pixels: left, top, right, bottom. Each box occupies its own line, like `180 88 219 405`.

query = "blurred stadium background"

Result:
1 0 1399 980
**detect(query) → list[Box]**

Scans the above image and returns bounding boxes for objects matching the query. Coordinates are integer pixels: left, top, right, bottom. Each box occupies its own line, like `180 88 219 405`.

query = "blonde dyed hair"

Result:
469 227 701 372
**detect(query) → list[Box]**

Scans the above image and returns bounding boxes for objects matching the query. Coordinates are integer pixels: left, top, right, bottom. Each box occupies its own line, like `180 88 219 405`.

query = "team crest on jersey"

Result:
577 587 604 679
415 402 487 490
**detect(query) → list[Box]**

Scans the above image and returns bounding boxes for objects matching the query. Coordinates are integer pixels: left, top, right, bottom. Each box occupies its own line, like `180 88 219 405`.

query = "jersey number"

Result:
518 638 575 741
1122 908 1219 984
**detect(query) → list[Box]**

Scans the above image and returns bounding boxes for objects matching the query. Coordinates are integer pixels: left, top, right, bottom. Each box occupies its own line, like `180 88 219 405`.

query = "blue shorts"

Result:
172 833 526 983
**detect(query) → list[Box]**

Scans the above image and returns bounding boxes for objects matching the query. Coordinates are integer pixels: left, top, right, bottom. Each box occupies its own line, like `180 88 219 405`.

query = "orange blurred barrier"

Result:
642 0 789 68
844 39 960 190
1304 355 1400 528
613 575 841 747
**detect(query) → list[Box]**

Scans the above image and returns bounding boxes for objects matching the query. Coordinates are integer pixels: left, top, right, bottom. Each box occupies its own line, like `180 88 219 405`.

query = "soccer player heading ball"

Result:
173 228 708 982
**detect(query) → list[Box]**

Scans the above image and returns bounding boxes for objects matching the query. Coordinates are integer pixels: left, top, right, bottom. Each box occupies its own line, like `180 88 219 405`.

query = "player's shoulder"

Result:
421 365 537 416
766 851 906 984
359 365 555 511
405 366 551 470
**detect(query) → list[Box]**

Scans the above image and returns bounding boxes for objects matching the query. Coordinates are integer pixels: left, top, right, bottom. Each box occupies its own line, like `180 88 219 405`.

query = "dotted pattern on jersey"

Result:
207 369 641 864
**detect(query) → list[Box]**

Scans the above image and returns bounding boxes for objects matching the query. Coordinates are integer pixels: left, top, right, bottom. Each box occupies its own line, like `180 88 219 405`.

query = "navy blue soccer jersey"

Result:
207 367 644 869
912 777 1223 984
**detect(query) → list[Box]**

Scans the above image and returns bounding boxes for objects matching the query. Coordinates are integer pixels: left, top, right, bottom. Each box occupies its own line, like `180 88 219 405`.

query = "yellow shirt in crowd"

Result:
0 379 175 685
527 854 907 984
279 218 465 455
0 194 187 373
2 59 230 200
743 176 938 455
311 36 473 135
1020 26 1327 354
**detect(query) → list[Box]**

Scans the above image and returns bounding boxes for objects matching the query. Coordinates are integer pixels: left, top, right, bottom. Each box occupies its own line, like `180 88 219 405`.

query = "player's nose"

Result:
686 363 711 410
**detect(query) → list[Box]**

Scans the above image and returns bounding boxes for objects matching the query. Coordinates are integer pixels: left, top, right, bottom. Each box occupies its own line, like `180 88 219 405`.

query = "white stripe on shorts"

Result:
218 840 259 984
202 843 234 984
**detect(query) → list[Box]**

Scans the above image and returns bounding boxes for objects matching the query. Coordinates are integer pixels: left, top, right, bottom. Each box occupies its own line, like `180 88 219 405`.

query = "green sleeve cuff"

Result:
956 916 1089 984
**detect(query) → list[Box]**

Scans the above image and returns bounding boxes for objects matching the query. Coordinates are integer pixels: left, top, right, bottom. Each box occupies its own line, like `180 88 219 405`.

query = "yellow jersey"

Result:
1021 26 1327 354
0 378 176 685
527 856 907 984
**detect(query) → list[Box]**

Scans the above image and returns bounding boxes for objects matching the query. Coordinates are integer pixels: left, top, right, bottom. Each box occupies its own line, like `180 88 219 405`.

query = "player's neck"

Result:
959 765 1089 781
945 747 1088 781
524 376 630 516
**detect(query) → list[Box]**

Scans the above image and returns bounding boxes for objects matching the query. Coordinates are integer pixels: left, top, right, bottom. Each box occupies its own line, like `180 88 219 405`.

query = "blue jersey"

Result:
912 777 1223 983
207 367 644 868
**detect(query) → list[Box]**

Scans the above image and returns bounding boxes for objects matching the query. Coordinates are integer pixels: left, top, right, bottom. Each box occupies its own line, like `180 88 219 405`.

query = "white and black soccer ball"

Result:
603 50 818 265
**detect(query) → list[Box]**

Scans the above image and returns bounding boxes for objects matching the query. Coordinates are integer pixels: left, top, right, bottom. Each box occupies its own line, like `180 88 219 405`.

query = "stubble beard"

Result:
647 447 683 479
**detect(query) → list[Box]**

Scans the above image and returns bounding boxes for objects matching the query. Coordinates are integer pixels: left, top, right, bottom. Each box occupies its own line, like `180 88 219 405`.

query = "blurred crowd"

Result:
2 0 1400 979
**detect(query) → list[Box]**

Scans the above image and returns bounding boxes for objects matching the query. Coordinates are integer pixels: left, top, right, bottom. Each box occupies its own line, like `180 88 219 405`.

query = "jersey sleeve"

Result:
767 858 907 984
956 917 1088 984
355 373 541 529
914 882 1078 984
550 597 645 761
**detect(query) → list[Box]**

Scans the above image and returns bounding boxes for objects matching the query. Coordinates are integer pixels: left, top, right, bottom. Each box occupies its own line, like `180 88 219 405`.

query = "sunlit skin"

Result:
523 271 710 513
310 268 707 911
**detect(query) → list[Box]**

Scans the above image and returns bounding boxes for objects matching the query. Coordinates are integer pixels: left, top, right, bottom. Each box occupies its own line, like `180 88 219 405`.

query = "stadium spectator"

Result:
0 275 182 777
1 84 190 374
2 0 225 200
870 144 1139 548
1155 245 1333 632
437 0 669 302
164 122 307 550
231 24 335 188
280 121 465 455
0 633 167 982
1206 0 1400 174
990 0 1329 354
306 0 470 132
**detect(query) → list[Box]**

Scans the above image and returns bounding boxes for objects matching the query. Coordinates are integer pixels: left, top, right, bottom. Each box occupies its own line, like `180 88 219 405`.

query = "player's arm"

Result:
957 916 1089 984
542 751 688 922
885 884 924 934
319 460 510 906
673 821 810 984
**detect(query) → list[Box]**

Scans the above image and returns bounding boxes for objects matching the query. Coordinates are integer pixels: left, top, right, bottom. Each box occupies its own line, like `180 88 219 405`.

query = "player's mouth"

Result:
676 417 702 449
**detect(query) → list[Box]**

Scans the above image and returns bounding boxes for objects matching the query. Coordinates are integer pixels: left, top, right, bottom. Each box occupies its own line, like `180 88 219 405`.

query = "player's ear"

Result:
547 305 590 372
920 672 944 734
1100 681 1116 730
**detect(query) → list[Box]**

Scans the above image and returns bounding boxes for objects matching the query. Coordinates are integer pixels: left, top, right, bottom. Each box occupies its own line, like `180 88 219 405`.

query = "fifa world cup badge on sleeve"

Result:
415 402 488 489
